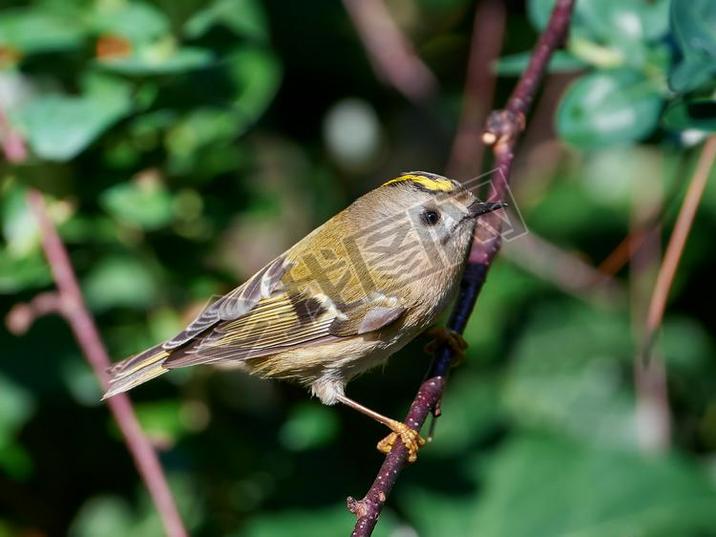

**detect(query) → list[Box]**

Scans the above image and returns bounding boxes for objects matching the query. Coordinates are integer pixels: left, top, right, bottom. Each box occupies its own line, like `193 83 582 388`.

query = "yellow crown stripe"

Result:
383 173 455 192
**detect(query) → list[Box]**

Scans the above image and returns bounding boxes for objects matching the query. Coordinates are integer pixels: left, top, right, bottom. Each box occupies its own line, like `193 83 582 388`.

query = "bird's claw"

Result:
424 327 468 365
377 421 426 463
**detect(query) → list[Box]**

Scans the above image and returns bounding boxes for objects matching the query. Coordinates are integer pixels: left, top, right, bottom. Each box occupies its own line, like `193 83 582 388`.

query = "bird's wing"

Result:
106 250 405 395
162 255 293 350
163 289 405 368
106 255 291 382
328 294 405 336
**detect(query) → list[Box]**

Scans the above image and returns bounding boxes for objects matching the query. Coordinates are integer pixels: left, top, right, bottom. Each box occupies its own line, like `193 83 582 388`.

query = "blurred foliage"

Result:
1 0 716 536
530 0 716 147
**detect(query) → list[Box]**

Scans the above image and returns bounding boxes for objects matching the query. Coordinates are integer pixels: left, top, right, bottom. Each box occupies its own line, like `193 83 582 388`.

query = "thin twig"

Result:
342 0 438 103
1 108 188 537
641 136 716 361
6 292 65 335
446 0 506 179
347 2 575 535
598 226 654 277
25 191 189 537
451 47 615 306
0 102 188 537
598 154 689 278
349 0 610 307
0 110 28 162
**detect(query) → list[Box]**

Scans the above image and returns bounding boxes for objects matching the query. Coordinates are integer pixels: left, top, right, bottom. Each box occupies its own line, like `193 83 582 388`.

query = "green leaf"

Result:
424 372 504 455
530 1 669 70
58 214 123 244
493 51 586 76
529 0 669 41
525 173 629 240
463 261 546 352
226 48 281 131
669 0 716 93
579 0 670 43
70 497 136 537
12 75 132 161
60 358 102 406
504 302 637 449
1 184 39 256
165 108 241 156
100 178 174 230
527 0 599 37
134 400 186 445
99 44 214 76
70 495 165 537
184 0 268 41
0 442 33 480
662 96 716 132
404 435 716 537
557 69 663 149
71 477 198 537
278 402 340 451
670 59 716 95
660 317 713 373
0 374 34 443
579 145 663 207
0 374 34 478
82 255 158 312
242 504 400 537
527 0 560 30
0 250 51 293
91 1 169 44
0 7 86 54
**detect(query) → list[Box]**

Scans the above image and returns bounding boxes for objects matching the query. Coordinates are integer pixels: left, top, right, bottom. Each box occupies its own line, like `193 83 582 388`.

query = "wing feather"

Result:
164 291 335 367
107 246 407 397
164 290 406 370
162 256 292 350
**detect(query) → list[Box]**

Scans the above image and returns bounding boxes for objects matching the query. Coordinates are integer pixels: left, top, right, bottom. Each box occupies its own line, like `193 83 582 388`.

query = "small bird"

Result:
104 172 503 461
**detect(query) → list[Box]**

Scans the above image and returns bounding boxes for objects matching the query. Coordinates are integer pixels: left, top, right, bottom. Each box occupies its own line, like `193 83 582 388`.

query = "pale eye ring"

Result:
421 209 441 226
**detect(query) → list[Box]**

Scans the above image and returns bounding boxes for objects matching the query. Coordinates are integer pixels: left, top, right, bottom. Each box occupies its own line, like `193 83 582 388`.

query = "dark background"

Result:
2 0 716 535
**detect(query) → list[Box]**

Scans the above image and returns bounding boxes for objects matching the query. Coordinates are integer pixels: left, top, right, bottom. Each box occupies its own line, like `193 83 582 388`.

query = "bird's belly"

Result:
244 324 417 384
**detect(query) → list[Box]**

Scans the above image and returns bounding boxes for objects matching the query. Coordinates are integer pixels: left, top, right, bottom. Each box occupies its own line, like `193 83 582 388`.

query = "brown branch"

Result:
446 0 506 179
25 191 189 537
342 0 438 103
0 110 28 162
347 1 576 535
6 292 65 335
598 226 653 277
1 108 188 537
641 136 716 361
448 41 614 306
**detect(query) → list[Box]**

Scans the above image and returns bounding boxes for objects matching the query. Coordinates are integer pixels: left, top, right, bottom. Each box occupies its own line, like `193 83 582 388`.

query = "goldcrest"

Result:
104 172 503 460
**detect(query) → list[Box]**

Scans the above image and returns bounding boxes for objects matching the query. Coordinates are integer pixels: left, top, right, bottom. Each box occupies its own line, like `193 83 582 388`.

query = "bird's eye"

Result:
421 209 441 226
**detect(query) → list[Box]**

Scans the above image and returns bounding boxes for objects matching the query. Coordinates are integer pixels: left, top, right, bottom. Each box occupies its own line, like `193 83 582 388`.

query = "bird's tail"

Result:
103 343 170 399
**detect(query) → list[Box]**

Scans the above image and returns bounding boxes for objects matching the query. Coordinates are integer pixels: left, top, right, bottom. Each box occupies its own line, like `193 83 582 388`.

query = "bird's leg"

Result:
424 327 468 367
336 394 425 463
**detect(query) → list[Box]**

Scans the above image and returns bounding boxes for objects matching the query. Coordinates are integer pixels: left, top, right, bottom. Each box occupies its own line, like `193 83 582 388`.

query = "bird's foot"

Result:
377 419 426 463
424 327 468 366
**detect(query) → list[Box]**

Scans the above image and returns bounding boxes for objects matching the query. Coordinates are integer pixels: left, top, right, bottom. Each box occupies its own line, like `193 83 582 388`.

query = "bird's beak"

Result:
468 200 507 217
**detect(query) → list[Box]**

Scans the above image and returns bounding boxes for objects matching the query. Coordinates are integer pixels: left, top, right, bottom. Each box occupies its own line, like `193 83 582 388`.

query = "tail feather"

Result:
103 344 170 399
